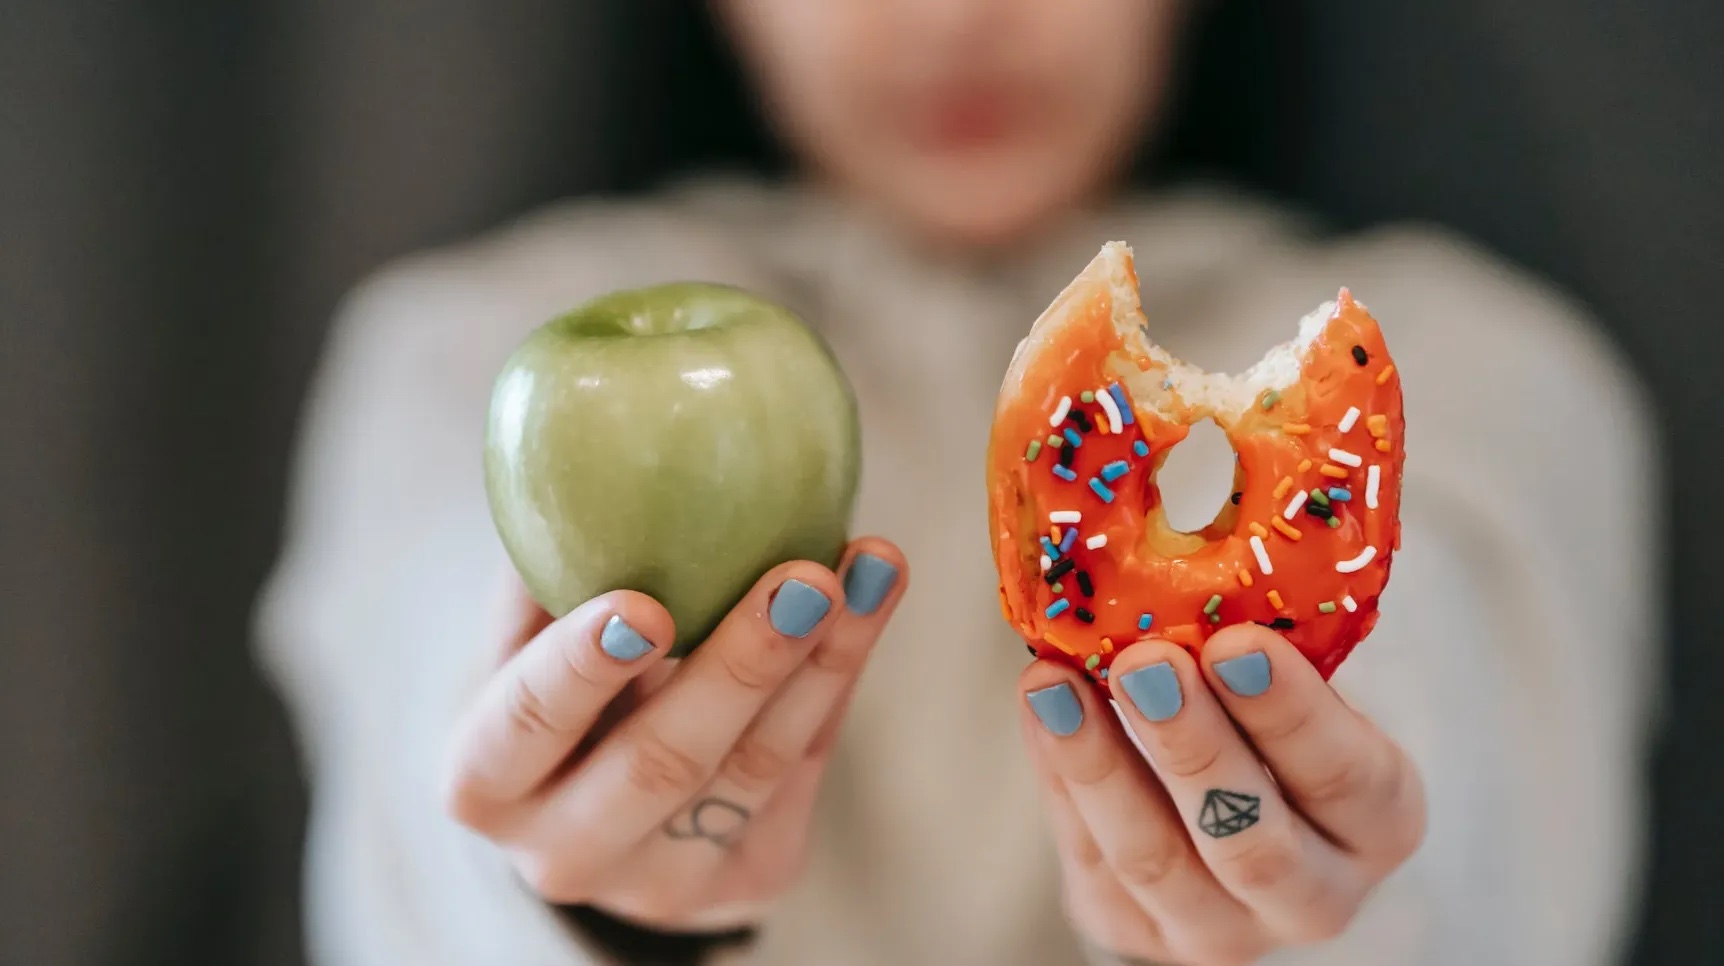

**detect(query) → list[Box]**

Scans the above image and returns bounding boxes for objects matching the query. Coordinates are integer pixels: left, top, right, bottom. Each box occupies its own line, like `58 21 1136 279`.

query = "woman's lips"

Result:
901 87 1028 151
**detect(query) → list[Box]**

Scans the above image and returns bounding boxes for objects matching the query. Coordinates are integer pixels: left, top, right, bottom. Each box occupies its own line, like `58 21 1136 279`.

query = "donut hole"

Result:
1153 418 1239 536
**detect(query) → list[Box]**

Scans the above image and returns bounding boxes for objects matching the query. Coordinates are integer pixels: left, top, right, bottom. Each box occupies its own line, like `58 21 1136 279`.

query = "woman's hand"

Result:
443 539 906 932
1020 625 1426 966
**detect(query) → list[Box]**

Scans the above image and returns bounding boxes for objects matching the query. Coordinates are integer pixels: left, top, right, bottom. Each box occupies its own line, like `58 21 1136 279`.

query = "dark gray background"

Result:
2 2 1717 964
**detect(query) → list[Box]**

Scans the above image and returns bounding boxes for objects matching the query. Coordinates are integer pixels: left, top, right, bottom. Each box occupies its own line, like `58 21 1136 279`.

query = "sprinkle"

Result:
1085 653 1101 670
1107 383 1136 425
1162 377 1173 390
1100 636 1114 653
1283 490 1309 519
1318 600 1338 614
1132 440 1150 458
1046 558 1075 582
1052 465 1077 481
1367 414 1389 437
1261 389 1281 411
1308 487 1330 507
1248 522 1269 539
1095 416 1111 436
1045 599 1071 618
1336 546 1378 573
1040 554 1052 572
1231 491 1242 505
1210 613 1221 624
1203 594 1223 615
1283 422 1312 435
1138 613 1154 631
1070 409 1093 433
1327 487 1352 502
1101 460 1130 482
1085 534 1108 550
1328 447 1363 467
1049 396 1072 426
1063 428 1083 449
1050 510 1082 524
1041 536 1059 558
1058 529 1077 555
1026 643 1038 658
1074 607 1095 624
1268 616 1295 630
1099 667 1109 678
1050 582 1064 594
1049 526 1060 543
1044 632 1077 656
1326 516 1341 528
1338 407 1361 433
1075 571 1094 597
1320 464 1350 479
1305 502 1333 520
1271 517 1303 541
1249 535 1273 574
1267 589 1285 609
1351 345 1368 366
1376 439 1393 452
1273 476 1294 500
1080 390 1095 403
1297 459 1313 473
1376 364 1396 385
1096 387 1124 434
1342 595 1358 612
1059 442 1076 467
1088 478 1116 503
1238 569 1255 587
1366 465 1381 509
1024 440 1043 461
1048 434 1064 448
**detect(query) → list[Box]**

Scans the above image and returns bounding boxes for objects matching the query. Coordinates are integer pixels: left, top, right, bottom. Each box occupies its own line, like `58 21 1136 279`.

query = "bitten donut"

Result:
987 242 1405 685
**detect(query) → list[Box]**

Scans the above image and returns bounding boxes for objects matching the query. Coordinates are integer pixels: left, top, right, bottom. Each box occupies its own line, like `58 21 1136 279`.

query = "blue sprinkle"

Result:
1058 528 1077 554
1328 487 1352 502
1088 478 1116 503
1062 428 1083 449
1138 613 1154 631
1162 378 1173 390
1099 667 1109 679
1107 383 1136 425
1101 460 1130 482
1051 464 1077 481
1045 599 1071 619
1132 440 1150 458
1041 536 1059 559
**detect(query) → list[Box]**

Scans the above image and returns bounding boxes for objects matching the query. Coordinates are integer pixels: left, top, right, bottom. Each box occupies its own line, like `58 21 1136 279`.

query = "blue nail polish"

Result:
769 579 831 638
1214 651 1272 697
1027 683 1083 736
600 615 654 662
1119 662 1183 721
842 553 898 616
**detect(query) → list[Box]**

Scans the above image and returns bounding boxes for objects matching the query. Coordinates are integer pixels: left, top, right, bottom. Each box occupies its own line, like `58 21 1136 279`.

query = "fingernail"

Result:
842 553 898 615
1214 651 1272 697
1119 662 1183 721
769 579 831 638
600 615 654 662
1027 683 1084 736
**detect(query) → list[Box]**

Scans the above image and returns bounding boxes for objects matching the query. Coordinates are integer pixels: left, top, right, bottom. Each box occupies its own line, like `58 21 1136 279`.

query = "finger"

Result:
1109 640 1365 944
1020 662 1262 962
1199 624 1426 868
489 567 555 663
534 562 844 863
445 590 673 823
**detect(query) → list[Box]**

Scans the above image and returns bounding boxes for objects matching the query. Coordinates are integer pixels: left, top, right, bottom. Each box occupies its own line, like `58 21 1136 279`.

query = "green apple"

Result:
484 283 861 655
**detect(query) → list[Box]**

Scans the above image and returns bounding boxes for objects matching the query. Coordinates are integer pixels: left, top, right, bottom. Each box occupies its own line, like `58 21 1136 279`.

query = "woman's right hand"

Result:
442 539 907 932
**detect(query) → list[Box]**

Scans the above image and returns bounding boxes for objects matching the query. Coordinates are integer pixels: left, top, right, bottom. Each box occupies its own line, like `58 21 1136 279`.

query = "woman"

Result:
256 1 1659 963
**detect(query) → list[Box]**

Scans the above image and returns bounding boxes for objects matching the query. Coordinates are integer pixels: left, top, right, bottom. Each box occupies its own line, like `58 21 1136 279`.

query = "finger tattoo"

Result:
663 796 751 848
1197 788 1261 839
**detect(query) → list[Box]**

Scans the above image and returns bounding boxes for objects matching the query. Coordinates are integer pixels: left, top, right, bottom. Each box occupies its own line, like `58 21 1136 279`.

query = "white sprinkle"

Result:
1085 534 1108 550
1049 395 1072 426
1366 465 1381 509
1328 447 1363 467
1335 546 1378 573
1338 406 1360 432
1341 594 1358 612
1049 510 1082 524
1040 554 1052 572
1249 535 1274 575
1283 490 1309 520
1095 387 1124 434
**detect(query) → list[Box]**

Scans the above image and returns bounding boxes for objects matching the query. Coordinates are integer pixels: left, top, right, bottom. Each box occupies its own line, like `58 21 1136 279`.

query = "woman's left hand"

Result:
1019 624 1427 966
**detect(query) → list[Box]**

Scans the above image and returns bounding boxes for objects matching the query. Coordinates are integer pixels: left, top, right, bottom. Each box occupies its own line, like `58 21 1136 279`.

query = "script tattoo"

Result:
663 796 751 848
1197 788 1261 839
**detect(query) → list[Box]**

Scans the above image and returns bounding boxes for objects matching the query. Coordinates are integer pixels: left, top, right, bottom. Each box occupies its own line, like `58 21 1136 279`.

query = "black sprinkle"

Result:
1045 558 1076 583
1304 502 1334 519
1058 441 1076 467
1254 617 1297 630
1351 345 1369 366
1230 491 1243 505
1070 409 1092 433
1074 607 1096 624
1075 571 1095 597
1027 644 1039 658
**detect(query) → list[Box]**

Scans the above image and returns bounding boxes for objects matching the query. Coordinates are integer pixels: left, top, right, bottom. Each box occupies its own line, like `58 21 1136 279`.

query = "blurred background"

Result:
1 1 1719 964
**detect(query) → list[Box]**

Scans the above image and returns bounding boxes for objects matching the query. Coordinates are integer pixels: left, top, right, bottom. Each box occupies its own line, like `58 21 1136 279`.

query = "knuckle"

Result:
1224 832 1302 892
1255 699 1320 744
1109 836 1186 891
1157 737 1224 781
503 673 564 738
719 731 794 793
715 638 792 694
1059 745 1119 789
1069 830 1107 873
1374 760 1429 865
1284 898 1357 944
1300 745 1385 807
513 853 593 905
440 768 495 832
806 636 870 677
619 728 709 800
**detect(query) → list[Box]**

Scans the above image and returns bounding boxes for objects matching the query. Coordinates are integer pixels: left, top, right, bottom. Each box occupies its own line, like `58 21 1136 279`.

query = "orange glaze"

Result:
988 289 1404 685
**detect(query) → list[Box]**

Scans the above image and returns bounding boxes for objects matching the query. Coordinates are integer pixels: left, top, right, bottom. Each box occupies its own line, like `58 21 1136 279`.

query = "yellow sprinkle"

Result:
1096 416 1110 435
1050 526 1060 542
1320 464 1350 479
1237 569 1254 588
1042 632 1078 656
1367 414 1389 437
1100 636 1114 654
1272 476 1294 499
1376 438 1393 453
1376 364 1396 386
1297 459 1313 473
1267 589 1285 609
1248 522 1269 538
1271 517 1303 541
1283 422 1311 435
